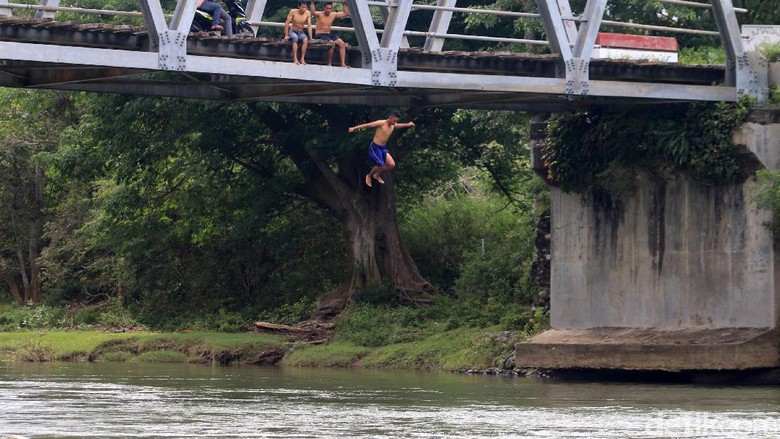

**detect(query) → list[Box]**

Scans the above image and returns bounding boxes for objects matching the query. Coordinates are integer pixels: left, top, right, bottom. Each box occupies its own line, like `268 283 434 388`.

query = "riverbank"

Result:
0 326 524 373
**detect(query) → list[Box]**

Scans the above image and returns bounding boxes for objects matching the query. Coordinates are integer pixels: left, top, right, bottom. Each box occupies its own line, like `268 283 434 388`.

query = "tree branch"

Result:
226 155 275 180
393 119 443 162
484 163 523 207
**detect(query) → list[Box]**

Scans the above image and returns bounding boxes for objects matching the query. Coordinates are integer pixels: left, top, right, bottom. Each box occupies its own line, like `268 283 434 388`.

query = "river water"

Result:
1 362 779 438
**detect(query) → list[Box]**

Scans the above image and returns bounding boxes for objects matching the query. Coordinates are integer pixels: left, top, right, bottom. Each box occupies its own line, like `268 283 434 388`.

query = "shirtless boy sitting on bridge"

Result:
284 1 313 64
349 111 415 187
309 1 349 67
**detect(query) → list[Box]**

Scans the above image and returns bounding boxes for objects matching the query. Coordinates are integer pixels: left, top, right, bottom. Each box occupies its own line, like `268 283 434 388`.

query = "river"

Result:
1 362 779 438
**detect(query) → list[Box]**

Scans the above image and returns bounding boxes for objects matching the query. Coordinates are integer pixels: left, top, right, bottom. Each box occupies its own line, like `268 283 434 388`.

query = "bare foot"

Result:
300 59 307 65
365 174 372 187
341 64 350 68
294 59 300 65
373 174 385 184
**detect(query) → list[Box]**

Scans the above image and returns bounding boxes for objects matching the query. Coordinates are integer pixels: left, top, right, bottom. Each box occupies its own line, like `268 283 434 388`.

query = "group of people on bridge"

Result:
192 1 412 184
195 0 350 67
284 1 350 66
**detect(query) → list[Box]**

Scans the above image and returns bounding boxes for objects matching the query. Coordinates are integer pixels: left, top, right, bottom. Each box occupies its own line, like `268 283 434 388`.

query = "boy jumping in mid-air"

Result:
349 111 415 187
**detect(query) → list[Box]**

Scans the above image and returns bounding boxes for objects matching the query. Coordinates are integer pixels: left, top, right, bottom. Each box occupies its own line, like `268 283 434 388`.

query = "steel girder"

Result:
536 0 764 101
424 0 457 53
711 0 767 101
0 0 12 16
244 0 266 35
0 0 765 104
345 0 412 86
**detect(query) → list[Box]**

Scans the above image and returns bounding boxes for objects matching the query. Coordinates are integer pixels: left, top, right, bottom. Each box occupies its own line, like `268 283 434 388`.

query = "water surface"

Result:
1 362 779 438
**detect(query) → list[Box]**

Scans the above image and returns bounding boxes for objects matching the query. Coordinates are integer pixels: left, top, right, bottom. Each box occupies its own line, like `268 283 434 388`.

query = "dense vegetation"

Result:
542 101 752 194
0 87 546 333
1 0 778 366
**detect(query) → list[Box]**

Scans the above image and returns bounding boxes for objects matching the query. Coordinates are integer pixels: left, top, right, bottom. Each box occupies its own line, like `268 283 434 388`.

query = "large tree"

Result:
0 90 79 305
75 97 456 317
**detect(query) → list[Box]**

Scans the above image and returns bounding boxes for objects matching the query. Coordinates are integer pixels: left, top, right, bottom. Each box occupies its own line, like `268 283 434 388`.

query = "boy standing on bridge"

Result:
349 111 415 187
284 1 313 64
309 1 350 67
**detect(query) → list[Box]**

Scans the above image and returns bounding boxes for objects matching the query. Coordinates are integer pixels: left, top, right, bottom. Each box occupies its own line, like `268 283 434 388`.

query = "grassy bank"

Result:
282 327 520 371
0 326 525 372
0 298 547 371
0 331 289 364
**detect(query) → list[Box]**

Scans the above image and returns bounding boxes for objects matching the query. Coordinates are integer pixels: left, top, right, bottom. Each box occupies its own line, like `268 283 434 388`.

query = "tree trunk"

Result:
29 226 42 304
0 260 23 305
16 245 31 303
262 106 437 319
28 165 44 304
314 171 433 318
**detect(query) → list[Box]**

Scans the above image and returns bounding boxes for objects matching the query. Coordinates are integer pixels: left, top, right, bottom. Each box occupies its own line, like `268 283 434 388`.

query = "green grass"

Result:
361 326 520 371
95 351 134 362
0 300 542 371
0 331 289 363
279 327 524 371
281 341 371 367
136 350 190 363
0 331 141 360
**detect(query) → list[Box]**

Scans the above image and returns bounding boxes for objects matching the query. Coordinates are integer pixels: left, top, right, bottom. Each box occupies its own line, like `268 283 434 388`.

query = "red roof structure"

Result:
595 32 679 52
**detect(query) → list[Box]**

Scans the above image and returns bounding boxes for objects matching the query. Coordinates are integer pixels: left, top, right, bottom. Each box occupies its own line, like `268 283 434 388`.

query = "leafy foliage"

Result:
758 41 780 63
402 182 536 301
753 170 780 236
2 88 540 332
678 46 727 65
542 102 751 194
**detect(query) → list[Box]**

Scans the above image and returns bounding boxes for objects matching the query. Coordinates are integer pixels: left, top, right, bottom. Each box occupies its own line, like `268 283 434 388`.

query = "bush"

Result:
403 191 536 295
753 170 780 235
759 41 780 62
0 304 67 331
97 306 139 328
337 300 460 347
256 297 317 325
454 223 535 305
544 102 751 193
74 307 101 326
336 297 538 348
10 339 55 362
188 308 248 333
678 46 726 65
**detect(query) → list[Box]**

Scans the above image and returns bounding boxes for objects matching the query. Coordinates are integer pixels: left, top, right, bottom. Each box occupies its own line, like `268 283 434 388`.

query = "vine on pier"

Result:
542 101 752 195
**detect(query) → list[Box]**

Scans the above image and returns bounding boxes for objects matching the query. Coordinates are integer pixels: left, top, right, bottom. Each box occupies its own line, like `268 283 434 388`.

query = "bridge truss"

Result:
0 0 770 110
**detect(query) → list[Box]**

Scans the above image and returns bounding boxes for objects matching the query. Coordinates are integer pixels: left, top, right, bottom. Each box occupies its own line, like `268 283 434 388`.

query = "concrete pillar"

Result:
517 110 780 371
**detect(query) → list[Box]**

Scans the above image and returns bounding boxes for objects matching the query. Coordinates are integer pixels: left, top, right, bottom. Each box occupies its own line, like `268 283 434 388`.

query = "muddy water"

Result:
1 362 779 438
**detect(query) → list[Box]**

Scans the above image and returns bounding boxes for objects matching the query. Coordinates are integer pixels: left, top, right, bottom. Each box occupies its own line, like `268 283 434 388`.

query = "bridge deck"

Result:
0 17 730 110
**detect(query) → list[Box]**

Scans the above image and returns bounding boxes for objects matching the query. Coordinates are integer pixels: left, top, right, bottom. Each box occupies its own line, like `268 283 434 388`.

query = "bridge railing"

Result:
0 0 768 103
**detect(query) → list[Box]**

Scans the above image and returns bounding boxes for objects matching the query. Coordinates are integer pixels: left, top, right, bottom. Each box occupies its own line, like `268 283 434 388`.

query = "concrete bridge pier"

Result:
516 110 780 374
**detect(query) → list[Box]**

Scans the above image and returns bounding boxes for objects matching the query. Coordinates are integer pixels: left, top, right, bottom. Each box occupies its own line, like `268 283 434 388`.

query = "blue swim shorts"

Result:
288 30 308 43
315 33 339 42
368 142 388 167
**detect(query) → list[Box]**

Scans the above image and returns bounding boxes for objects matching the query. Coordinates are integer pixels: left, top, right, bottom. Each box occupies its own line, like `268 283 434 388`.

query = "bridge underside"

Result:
0 18 730 110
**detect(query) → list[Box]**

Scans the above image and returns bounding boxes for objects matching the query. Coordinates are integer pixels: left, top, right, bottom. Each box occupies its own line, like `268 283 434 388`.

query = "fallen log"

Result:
254 320 335 342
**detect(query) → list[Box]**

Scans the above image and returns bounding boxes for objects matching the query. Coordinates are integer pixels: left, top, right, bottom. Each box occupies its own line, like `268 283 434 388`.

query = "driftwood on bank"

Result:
254 320 335 343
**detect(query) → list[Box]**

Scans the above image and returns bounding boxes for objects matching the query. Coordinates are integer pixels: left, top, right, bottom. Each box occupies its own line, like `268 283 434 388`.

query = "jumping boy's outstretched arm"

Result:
348 120 384 133
395 121 415 129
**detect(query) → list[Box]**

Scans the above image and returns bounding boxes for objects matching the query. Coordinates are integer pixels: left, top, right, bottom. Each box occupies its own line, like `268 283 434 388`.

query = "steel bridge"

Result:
0 0 773 110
